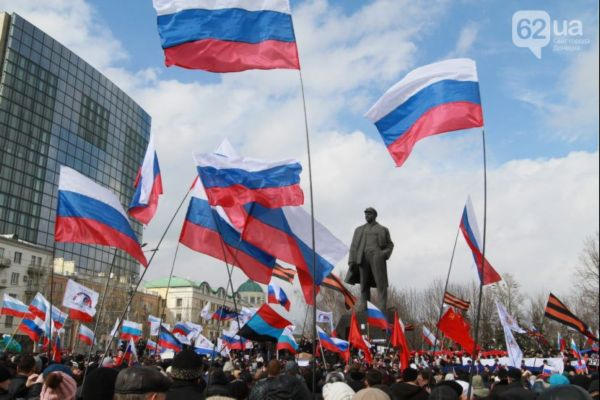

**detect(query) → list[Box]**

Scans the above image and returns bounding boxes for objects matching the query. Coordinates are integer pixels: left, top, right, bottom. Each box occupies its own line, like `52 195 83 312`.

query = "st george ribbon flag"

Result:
496 301 523 368
55 166 148 267
128 132 163 225
242 203 348 304
62 279 99 323
152 0 300 72
194 152 303 214
179 177 275 284
365 58 484 167
460 196 502 285
544 293 598 341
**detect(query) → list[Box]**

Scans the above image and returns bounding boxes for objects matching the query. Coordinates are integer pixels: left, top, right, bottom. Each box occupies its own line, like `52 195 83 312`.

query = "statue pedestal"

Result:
334 307 397 341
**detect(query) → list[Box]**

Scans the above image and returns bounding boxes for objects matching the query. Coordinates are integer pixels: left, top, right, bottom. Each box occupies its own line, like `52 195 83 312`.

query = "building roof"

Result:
143 276 243 299
237 279 263 293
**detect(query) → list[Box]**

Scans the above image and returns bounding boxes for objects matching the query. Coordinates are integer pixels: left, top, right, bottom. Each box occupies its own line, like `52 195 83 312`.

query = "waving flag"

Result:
460 196 502 285
238 304 291 342
558 332 566 352
496 301 526 333
243 203 348 304
1 294 30 318
148 315 161 336
158 325 182 352
267 283 291 311
277 327 298 354
28 292 49 320
322 272 356 310
366 301 388 330
545 293 598 341
365 58 484 167
391 312 410 368
437 307 477 354
146 339 159 353
152 0 300 72
200 302 212 321
121 320 143 342
18 317 46 342
496 301 523 368
317 326 349 361
51 306 68 330
443 291 470 311
348 312 372 363
179 178 275 284
221 330 248 350
128 133 163 225
62 279 98 322
212 306 239 321
55 166 148 266
78 324 95 346
173 321 203 345
194 333 218 357
570 338 582 359
52 335 62 362
118 338 138 366
422 326 437 347
272 264 296 283
194 152 303 212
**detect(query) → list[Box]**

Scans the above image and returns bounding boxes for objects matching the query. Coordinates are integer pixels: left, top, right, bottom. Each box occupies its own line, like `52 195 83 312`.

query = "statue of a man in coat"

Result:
345 207 394 312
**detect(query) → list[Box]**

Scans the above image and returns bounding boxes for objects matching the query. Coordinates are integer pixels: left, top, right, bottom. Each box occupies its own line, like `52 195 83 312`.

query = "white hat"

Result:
322 382 355 400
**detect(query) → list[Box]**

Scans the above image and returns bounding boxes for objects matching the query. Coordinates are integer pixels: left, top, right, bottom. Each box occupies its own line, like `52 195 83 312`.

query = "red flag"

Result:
437 307 477 354
390 312 411 369
347 312 372 364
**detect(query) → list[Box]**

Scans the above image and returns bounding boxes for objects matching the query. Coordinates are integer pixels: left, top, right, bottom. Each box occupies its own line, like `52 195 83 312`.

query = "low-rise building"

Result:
0 234 52 336
144 277 265 339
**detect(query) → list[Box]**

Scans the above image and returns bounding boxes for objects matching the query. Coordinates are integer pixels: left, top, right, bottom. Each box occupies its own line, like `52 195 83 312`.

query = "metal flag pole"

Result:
155 241 181 355
47 240 57 359
81 248 118 386
432 226 460 352
100 185 192 362
467 129 488 400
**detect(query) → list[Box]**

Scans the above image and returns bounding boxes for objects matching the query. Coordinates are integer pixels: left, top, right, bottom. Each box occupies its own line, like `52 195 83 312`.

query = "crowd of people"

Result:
0 347 598 400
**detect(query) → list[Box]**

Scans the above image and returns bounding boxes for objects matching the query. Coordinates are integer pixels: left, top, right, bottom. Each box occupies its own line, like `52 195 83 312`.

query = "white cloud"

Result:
449 21 479 57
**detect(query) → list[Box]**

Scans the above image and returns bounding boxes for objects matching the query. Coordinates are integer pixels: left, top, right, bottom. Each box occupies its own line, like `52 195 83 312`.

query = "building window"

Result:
176 298 182 307
4 316 13 328
176 313 182 321
13 252 22 264
10 272 19 285
250 297 255 304
0 248 4 258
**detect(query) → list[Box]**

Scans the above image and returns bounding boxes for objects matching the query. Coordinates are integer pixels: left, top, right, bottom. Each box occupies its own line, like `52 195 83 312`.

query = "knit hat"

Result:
352 387 390 400
403 367 418 382
429 385 459 400
43 364 73 379
81 367 119 400
322 382 355 400
549 373 570 386
0 366 11 383
40 371 77 400
170 349 203 380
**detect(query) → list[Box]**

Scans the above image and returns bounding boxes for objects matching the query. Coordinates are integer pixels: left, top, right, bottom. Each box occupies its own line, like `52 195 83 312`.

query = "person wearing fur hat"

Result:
166 349 206 399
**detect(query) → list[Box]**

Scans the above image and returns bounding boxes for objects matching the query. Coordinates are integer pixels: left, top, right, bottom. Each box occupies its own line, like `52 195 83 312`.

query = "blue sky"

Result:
2 0 598 318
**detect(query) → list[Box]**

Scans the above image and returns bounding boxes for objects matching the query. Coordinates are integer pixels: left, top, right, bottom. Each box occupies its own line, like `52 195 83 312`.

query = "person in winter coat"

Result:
166 349 206 400
390 368 429 400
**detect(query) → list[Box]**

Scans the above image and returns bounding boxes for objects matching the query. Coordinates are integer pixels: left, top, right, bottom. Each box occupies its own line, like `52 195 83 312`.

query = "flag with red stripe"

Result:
544 293 598 341
321 272 356 310
443 291 470 311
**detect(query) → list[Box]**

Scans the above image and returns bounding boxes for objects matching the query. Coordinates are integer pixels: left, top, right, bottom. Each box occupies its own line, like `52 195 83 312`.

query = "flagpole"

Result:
155 241 181 354
100 185 192 363
81 248 118 387
467 129 488 400
2 316 26 352
432 226 460 353
47 240 57 359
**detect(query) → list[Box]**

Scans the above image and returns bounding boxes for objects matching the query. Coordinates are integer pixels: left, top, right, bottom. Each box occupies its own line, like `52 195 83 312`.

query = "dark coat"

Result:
166 379 206 400
249 375 311 400
345 222 393 288
390 382 429 400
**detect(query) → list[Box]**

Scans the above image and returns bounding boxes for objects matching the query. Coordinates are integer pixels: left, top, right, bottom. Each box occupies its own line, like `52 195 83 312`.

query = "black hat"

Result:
114 367 171 394
0 365 11 383
507 367 522 381
436 380 463 397
403 367 418 382
171 349 203 380
364 207 377 216
81 367 119 400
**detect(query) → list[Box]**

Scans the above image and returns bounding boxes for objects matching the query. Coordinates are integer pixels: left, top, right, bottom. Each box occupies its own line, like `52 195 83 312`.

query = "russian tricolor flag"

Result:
276 328 298 354
422 326 437 347
212 306 238 321
221 331 248 350
152 0 300 72
128 133 163 225
120 320 143 342
242 203 348 304
317 326 349 360
78 324 95 346
460 196 501 285
51 306 68 330
18 317 46 342
366 301 388 330
194 152 303 212
366 58 484 167
55 166 148 267
1 293 31 319
146 339 160 353
267 283 291 311
28 292 49 320
179 178 275 284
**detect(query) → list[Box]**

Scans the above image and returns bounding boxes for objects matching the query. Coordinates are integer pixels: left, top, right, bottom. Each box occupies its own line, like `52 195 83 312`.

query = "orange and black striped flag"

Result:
544 293 598 341
443 291 470 311
272 264 296 284
321 272 356 310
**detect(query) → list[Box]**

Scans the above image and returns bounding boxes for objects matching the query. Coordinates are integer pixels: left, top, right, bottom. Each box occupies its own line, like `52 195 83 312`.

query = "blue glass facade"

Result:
0 13 150 279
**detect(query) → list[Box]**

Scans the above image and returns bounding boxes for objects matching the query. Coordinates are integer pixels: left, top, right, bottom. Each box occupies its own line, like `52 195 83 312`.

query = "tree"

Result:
573 232 599 330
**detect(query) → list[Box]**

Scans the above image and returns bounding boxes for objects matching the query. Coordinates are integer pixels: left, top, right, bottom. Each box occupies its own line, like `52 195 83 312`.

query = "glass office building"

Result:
0 13 150 279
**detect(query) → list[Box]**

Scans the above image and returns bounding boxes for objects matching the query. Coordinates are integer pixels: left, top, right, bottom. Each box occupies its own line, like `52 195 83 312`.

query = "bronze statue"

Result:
345 207 394 312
